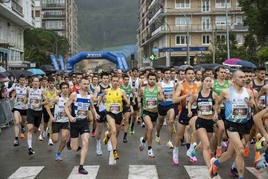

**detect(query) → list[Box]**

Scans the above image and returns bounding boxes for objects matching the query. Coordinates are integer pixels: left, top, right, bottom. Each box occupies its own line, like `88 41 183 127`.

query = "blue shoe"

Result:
56 153 63 161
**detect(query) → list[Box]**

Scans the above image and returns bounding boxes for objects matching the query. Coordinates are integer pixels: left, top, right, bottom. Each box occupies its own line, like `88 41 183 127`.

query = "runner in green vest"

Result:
120 74 136 143
212 66 230 158
138 72 165 158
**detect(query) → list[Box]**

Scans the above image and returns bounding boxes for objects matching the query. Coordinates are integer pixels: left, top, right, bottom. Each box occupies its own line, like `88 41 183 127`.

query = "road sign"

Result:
149 54 156 61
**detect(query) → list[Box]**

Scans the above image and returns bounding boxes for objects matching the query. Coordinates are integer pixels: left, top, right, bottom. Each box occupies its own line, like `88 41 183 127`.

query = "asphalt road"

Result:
0 122 263 179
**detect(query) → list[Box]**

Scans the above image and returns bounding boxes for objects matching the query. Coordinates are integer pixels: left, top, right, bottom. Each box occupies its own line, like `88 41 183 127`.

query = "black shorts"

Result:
142 110 158 122
224 120 251 139
97 111 106 123
195 117 215 133
13 108 27 116
178 108 197 125
27 109 42 128
158 104 174 116
52 122 69 133
219 108 226 121
131 97 139 111
173 103 179 116
70 119 90 138
43 108 54 123
106 112 123 125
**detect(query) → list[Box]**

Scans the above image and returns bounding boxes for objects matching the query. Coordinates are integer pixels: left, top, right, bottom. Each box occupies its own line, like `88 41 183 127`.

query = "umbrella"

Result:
27 68 45 75
235 60 257 69
6 70 33 79
194 64 220 71
223 58 241 65
0 66 6 72
175 65 192 71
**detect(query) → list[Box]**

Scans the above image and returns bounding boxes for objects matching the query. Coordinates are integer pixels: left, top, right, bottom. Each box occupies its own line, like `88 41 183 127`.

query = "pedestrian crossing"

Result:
7 165 264 179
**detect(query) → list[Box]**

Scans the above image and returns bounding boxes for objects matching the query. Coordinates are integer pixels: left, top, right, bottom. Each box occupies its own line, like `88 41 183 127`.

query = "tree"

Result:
258 46 268 63
24 28 69 67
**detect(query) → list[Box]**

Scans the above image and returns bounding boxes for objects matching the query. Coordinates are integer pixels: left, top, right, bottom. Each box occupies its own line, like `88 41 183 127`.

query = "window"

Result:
45 21 62 29
175 17 191 26
236 16 242 24
175 0 190 9
35 10 40 17
176 35 190 45
216 34 226 40
202 16 211 30
215 0 230 8
216 16 231 26
202 0 210 12
236 0 241 7
236 34 242 44
202 34 210 45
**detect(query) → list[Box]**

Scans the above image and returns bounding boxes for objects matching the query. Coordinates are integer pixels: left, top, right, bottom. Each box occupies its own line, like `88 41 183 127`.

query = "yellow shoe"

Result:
155 136 161 145
113 150 119 160
103 131 109 145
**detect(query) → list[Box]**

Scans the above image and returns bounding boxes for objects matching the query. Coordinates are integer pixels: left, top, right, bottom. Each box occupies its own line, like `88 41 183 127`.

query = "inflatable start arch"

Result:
66 51 129 72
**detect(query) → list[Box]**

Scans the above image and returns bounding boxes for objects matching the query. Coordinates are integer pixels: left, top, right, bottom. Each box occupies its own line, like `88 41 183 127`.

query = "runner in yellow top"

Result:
98 75 130 160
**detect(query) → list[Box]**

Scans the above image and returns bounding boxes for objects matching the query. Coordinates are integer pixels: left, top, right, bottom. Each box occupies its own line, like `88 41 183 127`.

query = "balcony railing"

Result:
43 12 65 18
11 0 23 17
41 3 65 9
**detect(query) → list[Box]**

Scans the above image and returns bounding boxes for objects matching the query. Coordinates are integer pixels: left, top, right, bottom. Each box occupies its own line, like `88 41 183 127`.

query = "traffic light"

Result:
149 54 157 61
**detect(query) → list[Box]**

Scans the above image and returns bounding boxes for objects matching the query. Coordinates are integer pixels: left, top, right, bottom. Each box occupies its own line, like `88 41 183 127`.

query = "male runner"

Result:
64 77 99 174
89 75 99 137
138 72 165 158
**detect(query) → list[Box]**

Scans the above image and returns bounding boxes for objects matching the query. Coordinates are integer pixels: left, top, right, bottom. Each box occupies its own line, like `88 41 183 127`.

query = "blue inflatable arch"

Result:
66 51 128 72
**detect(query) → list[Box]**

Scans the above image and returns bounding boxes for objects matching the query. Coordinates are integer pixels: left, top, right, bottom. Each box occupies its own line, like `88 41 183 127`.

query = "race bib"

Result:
232 104 248 120
146 98 157 110
258 96 266 109
198 101 213 115
15 97 24 107
164 92 173 102
77 103 89 119
30 98 41 109
109 103 121 114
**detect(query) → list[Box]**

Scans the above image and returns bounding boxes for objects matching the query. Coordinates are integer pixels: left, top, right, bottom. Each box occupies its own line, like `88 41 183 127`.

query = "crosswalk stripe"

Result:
246 167 262 179
67 165 100 179
8 166 44 179
184 165 222 179
128 165 158 179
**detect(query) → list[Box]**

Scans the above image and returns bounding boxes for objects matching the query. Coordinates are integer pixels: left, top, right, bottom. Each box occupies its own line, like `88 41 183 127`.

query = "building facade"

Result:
137 0 248 67
0 0 34 69
33 0 42 28
41 0 78 58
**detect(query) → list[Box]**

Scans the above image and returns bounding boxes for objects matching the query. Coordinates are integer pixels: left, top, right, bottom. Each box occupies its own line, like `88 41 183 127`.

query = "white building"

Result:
0 0 34 69
33 0 42 28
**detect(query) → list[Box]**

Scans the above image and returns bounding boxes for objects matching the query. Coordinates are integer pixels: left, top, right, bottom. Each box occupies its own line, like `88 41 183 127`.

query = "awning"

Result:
0 47 9 54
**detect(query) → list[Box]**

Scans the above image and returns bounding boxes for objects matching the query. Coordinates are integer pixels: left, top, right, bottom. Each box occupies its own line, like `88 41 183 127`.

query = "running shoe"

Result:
230 167 238 178
209 157 218 178
28 148 35 155
107 140 112 152
39 135 44 141
255 152 261 161
255 154 268 170
137 117 141 124
13 139 19 146
216 147 222 158
244 146 250 158
172 147 179 165
48 139 54 146
139 137 146 151
91 131 95 137
78 167 88 175
66 136 71 150
113 150 119 160
130 128 135 135
20 132 24 139
96 140 102 156
148 149 155 158
255 137 265 151
56 153 63 161
141 122 145 128
221 141 228 149
155 136 161 145
103 131 110 145
123 137 128 143
167 141 174 149
186 148 197 162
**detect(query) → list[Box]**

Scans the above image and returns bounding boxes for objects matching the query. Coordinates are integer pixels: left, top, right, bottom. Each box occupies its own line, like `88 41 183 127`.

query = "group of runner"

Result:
9 66 268 178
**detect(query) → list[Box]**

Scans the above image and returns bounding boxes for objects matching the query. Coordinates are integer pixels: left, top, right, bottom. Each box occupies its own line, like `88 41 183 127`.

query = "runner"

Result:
64 77 99 174
89 74 99 137
24 76 47 155
155 68 175 149
172 67 198 165
138 72 165 158
11 75 27 146
120 74 136 143
98 75 130 160
209 70 255 178
45 82 70 161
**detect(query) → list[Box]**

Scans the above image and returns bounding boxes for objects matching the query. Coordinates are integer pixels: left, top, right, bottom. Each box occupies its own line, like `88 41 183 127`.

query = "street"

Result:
0 123 263 179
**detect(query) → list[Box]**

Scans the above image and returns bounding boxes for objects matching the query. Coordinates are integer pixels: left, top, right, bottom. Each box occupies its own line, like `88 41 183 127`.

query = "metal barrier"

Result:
0 98 14 131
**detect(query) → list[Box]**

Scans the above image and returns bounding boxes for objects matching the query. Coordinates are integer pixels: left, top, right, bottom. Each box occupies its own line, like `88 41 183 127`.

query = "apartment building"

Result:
41 0 78 58
33 0 42 28
0 0 34 69
137 0 248 67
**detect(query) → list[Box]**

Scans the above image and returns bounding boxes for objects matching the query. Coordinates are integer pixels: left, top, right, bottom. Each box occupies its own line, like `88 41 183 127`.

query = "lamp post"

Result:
166 22 171 67
225 0 230 60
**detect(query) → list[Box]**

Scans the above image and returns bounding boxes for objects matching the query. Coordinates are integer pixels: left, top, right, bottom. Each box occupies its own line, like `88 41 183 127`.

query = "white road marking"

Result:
128 165 158 179
246 167 262 179
67 165 100 179
184 165 222 179
108 150 116 165
8 166 44 179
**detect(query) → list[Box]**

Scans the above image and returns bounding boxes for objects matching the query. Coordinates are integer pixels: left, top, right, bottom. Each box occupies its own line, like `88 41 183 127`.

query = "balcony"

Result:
41 3 65 10
11 0 23 17
43 12 65 19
